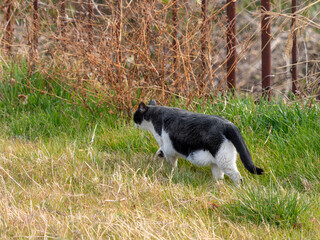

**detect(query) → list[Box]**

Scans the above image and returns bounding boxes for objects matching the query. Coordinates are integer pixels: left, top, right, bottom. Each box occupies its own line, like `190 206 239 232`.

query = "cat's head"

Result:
133 100 157 127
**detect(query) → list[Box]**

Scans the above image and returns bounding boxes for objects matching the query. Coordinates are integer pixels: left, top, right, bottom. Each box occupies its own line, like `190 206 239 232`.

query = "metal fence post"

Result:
88 0 93 47
172 0 178 82
261 0 272 99
60 0 66 41
116 0 122 82
291 0 298 94
4 0 13 54
200 0 207 91
29 0 39 68
226 0 237 92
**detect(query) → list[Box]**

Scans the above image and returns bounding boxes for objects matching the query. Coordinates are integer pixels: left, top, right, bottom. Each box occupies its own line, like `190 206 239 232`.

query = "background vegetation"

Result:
0 0 320 111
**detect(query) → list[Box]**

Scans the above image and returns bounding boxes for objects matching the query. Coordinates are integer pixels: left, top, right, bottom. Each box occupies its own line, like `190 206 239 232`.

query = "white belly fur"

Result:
187 150 216 166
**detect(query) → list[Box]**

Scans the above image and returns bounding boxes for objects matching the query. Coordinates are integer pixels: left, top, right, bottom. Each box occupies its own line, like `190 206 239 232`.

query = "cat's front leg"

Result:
156 148 164 158
166 155 178 168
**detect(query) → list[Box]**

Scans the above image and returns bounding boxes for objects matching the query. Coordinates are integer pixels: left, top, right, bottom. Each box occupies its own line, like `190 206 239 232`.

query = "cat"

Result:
133 100 264 186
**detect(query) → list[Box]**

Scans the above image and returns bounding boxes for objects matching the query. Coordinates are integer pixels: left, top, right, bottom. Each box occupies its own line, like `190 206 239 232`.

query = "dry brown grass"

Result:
1 136 318 239
0 137 233 238
1 0 320 113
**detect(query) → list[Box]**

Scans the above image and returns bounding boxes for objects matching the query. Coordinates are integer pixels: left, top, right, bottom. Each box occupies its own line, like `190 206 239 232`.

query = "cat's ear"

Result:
148 99 157 106
138 102 147 113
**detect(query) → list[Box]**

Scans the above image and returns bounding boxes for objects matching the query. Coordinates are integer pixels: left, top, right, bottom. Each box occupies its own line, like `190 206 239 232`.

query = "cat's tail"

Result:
224 125 264 175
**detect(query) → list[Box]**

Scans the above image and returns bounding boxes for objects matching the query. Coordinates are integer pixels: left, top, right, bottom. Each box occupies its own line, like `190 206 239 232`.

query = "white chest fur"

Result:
161 130 184 158
138 119 163 147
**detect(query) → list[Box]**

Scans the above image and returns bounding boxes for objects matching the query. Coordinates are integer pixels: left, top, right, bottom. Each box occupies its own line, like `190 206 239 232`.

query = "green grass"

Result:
223 182 312 227
0 64 320 238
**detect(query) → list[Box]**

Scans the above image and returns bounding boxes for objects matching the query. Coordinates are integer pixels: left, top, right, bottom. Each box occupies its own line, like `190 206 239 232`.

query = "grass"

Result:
223 183 311 227
1 66 320 239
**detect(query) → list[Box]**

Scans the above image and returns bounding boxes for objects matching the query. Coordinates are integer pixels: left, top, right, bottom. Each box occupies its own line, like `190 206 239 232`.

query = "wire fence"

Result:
1 0 320 111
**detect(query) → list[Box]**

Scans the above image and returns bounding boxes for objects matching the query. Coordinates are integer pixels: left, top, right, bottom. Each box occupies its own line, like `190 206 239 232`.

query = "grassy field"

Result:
1 67 320 239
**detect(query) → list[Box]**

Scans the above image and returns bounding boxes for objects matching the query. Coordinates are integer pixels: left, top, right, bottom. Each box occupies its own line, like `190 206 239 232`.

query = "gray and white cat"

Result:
133 100 263 186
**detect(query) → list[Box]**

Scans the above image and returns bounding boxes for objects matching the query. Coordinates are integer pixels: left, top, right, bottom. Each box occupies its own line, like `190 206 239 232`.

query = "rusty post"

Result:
74 0 83 19
200 0 207 91
172 0 178 82
291 0 298 94
143 0 151 38
30 0 39 66
60 0 66 40
4 0 13 54
261 0 272 99
115 0 122 82
226 0 237 92
87 0 93 47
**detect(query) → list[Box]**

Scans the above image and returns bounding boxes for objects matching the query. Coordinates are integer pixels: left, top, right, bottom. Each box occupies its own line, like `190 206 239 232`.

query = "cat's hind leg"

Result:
218 162 242 186
211 164 224 181
215 140 242 186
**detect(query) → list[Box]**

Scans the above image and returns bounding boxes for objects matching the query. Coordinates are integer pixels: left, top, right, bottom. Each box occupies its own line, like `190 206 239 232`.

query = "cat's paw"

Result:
156 148 164 158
